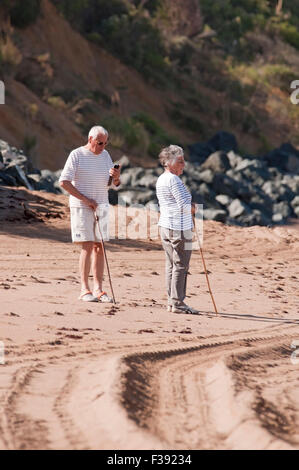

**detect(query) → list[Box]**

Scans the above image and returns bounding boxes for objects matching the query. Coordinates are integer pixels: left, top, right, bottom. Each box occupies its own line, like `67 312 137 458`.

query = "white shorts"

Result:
70 205 110 243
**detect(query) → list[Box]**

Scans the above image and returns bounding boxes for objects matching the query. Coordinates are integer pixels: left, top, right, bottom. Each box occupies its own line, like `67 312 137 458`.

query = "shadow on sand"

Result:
0 221 163 251
184 310 299 325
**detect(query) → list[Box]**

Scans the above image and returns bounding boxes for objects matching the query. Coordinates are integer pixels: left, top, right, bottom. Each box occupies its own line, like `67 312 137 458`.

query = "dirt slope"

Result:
0 0 189 170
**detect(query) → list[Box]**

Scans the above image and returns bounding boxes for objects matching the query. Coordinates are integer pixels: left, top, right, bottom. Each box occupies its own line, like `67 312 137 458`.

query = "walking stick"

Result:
94 212 116 305
193 215 218 315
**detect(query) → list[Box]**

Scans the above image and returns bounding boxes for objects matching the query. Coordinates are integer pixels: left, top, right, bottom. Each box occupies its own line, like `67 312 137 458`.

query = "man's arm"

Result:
109 165 121 187
59 180 97 210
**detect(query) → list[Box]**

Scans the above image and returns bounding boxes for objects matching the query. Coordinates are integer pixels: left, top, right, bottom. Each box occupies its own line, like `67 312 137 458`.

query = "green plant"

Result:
88 89 111 106
167 107 205 134
0 37 22 66
23 135 37 155
51 0 171 86
132 112 174 157
278 22 299 49
47 96 67 109
9 0 41 28
100 115 148 153
53 88 78 104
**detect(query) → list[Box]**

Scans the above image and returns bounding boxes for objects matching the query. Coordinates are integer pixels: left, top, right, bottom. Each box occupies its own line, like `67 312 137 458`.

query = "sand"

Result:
0 186 298 450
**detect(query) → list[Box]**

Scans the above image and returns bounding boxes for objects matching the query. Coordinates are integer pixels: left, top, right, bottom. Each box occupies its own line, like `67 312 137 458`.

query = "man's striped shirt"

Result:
59 146 114 208
156 171 192 231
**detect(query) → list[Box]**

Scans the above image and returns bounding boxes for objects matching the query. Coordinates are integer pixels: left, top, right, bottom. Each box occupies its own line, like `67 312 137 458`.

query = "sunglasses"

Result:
95 140 108 146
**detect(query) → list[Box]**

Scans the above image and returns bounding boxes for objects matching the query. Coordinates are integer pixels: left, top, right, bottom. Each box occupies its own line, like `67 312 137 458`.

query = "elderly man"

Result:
156 145 198 314
59 125 120 302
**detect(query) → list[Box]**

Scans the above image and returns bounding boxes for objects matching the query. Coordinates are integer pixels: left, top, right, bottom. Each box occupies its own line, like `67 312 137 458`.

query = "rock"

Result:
126 167 146 186
199 151 231 173
138 173 157 189
116 155 131 170
0 134 298 227
203 209 227 222
290 195 299 209
272 201 291 219
207 131 238 153
249 191 273 216
5 164 34 189
215 194 232 206
0 140 10 152
272 213 284 223
281 174 299 194
197 182 217 203
212 174 243 199
0 171 17 186
262 142 299 173
227 150 243 169
197 169 213 184
228 199 250 218
55 169 62 179
262 181 279 200
118 171 132 187
41 169 57 181
188 142 215 164
238 209 272 227
117 189 154 206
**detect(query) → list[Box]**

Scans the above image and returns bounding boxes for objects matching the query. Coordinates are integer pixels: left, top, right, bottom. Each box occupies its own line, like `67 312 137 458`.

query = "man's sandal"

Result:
78 291 98 302
93 291 113 303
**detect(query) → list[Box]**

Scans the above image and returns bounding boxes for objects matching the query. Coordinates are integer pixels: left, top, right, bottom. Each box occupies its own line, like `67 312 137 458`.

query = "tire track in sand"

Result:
120 325 299 449
1 324 298 449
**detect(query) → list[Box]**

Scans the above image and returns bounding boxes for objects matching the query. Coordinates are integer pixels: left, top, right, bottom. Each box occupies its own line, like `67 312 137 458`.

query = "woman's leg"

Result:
160 228 174 306
171 232 192 306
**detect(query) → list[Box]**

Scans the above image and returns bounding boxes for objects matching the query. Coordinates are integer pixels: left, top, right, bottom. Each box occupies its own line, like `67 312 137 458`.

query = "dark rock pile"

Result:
1 133 298 227
0 140 62 195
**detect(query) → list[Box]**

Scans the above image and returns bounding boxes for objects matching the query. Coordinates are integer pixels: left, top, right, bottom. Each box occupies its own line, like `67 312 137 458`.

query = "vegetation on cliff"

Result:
0 0 298 169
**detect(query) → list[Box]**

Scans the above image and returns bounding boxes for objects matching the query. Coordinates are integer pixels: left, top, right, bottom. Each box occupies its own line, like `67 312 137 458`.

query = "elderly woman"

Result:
156 145 198 314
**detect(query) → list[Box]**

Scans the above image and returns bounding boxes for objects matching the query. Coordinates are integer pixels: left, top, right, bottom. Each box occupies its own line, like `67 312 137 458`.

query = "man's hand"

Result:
109 165 121 185
83 197 98 211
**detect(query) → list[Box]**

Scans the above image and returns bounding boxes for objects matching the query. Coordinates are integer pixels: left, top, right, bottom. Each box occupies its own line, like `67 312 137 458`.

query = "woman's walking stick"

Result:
193 215 218 315
94 212 116 305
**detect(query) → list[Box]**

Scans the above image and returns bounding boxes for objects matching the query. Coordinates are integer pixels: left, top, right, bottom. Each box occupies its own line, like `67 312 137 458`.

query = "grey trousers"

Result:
160 227 192 307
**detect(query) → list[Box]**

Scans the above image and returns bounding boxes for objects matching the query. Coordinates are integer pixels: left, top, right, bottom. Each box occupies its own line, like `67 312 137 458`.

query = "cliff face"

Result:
0 0 298 171
0 0 188 170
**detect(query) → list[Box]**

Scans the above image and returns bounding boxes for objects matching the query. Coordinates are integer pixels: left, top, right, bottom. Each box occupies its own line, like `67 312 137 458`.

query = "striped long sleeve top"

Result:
156 171 193 231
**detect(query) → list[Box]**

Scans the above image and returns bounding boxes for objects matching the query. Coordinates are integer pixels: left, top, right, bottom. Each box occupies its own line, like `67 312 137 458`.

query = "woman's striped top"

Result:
59 146 114 208
156 171 193 231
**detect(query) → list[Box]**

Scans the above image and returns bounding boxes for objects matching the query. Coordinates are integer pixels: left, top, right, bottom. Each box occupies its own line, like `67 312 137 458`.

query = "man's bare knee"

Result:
93 242 103 253
81 242 94 253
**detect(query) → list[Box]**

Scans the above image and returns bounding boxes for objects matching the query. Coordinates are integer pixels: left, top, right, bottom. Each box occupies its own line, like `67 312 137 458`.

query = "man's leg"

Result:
79 241 94 294
92 242 104 293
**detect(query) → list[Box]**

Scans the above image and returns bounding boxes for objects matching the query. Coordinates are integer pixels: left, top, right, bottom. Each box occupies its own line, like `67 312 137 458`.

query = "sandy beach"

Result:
0 186 299 450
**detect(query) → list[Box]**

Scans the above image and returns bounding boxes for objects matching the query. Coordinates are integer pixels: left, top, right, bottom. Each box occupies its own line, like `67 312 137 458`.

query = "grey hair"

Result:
88 125 109 139
159 145 184 168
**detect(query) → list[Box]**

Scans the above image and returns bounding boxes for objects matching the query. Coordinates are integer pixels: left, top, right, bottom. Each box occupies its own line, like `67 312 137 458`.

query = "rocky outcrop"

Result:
0 134 298 227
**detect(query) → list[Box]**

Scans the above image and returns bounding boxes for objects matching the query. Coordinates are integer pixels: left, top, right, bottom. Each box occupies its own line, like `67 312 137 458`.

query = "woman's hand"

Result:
191 202 196 216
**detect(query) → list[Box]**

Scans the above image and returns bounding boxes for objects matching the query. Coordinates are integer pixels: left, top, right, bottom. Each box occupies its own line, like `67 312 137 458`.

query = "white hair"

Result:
88 125 109 139
159 144 184 167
